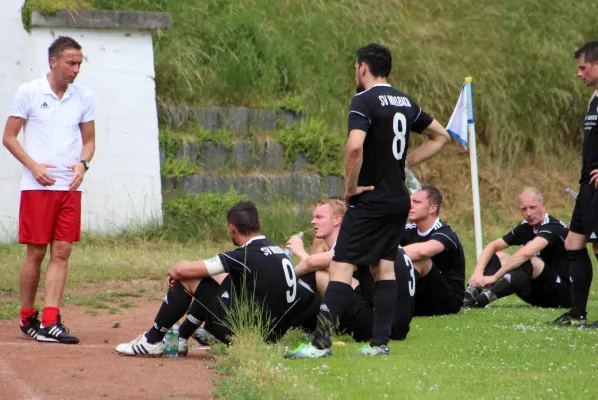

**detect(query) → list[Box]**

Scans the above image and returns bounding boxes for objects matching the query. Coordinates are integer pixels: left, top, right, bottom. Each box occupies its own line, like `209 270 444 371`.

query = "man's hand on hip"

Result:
589 169 598 189
344 186 374 207
67 162 86 191
30 162 56 186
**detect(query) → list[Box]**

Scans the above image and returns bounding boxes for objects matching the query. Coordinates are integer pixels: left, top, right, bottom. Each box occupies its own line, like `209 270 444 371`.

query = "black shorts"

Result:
570 184 598 241
518 265 571 308
414 265 463 316
290 293 321 332
193 277 233 344
333 209 408 266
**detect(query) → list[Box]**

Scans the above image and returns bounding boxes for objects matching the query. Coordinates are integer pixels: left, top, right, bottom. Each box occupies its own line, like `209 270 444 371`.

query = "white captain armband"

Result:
204 255 225 276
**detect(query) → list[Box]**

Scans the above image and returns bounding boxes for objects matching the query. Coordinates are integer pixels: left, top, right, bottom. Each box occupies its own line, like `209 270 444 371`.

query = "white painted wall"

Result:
0 1 163 242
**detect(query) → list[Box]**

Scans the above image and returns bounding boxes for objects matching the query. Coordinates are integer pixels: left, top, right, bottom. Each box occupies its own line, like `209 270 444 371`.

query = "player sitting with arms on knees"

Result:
284 199 415 358
399 186 465 316
115 201 315 357
465 187 570 309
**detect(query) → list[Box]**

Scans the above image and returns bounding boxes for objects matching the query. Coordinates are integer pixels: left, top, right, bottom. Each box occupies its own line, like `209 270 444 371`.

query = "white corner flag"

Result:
446 77 483 260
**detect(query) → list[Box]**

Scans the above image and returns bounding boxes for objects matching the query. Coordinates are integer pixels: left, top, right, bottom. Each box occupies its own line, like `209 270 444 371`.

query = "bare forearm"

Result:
406 136 447 168
80 141 95 163
402 243 429 262
493 253 530 279
294 260 312 277
473 245 497 275
345 148 362 192
3 136 35 170
295 251 334 277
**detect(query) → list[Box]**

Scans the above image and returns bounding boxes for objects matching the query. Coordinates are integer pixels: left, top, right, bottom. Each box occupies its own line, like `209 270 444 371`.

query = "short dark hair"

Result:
48 36 82 61
421 185 443 215
356 43 392 78
227 200 260 234
574 41 598 63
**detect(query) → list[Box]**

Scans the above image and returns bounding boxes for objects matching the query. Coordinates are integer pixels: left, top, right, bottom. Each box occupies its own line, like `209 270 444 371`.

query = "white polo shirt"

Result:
9 75 94 191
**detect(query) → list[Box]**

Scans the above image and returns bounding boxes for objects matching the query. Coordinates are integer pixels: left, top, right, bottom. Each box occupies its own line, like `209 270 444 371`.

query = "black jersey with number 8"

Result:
348 84 433 212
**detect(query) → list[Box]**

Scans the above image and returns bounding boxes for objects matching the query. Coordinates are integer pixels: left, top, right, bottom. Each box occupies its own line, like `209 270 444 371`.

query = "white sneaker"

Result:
178 338 188 356
115 334 164 357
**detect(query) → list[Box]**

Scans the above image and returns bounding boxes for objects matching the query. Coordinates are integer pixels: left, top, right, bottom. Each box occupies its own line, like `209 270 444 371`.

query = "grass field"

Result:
12 0 598 397
2 220 598 399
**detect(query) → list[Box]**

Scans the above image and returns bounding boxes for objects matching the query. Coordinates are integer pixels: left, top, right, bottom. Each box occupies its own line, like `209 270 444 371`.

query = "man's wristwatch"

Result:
80 160 90 171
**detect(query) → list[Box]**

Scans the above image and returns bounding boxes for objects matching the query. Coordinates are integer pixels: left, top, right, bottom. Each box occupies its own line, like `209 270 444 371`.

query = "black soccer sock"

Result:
145 282 192 344
473 291 496 308
370 280 397 347
311 281 353 349
489 267 530 300
569 248 593 318
178 301 206 340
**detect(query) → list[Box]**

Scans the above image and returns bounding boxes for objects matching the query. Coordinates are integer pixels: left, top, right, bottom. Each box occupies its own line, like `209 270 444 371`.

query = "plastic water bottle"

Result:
284 231 304 259
405 168 422 194
565 187 578 200
164 325 179 358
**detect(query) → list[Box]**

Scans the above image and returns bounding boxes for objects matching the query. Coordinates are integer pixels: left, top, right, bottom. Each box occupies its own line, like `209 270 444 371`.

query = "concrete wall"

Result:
0 2 164 242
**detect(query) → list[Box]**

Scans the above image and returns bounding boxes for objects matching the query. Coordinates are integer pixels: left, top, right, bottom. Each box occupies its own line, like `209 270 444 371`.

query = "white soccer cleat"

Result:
115 334 164 357
178 338 189 356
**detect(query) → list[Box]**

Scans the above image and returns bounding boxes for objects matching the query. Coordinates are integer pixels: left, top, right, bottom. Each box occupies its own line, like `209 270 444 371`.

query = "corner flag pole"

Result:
464 76 483 259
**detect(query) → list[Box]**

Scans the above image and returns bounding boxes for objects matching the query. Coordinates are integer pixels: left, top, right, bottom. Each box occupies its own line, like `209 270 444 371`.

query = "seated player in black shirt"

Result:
284 199 414 359
465 187 571 309
399 186 466 316
115 201 315 357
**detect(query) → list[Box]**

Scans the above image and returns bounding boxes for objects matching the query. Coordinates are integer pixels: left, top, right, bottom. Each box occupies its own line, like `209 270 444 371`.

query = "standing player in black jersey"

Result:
285 43 450 358
115 201 315 356
465 188 570 309
552 41 598 326
399 186 466 316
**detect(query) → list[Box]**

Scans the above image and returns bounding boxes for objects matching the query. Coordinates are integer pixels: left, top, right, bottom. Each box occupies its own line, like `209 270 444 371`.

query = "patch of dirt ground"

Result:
0 281 217 400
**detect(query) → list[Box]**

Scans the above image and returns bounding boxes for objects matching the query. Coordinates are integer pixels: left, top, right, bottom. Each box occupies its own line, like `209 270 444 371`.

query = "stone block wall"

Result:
159 106 343 202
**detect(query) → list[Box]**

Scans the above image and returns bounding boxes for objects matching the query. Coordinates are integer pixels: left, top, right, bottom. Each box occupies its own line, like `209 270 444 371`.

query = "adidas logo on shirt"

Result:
40 102 49 109
591 232 597 240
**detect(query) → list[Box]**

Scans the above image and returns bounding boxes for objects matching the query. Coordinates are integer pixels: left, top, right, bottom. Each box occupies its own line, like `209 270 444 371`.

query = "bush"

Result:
161 191 245 242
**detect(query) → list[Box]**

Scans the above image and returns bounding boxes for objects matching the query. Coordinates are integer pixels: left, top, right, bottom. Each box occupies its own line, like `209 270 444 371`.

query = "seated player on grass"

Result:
115 200 316 357
283 198 415 359
400 186 466 316
465 187 571 309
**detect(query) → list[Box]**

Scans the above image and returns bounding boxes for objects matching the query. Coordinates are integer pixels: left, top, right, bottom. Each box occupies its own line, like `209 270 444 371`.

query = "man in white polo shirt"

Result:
2 36 95 345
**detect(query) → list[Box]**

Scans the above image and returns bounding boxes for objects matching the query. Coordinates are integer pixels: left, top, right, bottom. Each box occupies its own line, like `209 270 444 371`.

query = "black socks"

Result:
145 282 192 344
311 281 353 349
569 248 593 318
371 280 397 347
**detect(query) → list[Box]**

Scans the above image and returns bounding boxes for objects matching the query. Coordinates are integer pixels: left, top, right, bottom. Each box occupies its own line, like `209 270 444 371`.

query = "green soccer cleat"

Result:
284 343 332 359
357 344 390 356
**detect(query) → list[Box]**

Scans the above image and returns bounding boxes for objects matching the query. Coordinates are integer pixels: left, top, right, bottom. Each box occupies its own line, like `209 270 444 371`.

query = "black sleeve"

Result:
348 95 371 134
502 224 526 246
399 226 413 246
218 248 250 274
430 227 459 251
536 223 566 245
411 106 433 133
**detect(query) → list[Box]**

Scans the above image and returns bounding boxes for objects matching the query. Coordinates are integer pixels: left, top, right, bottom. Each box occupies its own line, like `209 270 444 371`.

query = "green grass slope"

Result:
90 0 598 162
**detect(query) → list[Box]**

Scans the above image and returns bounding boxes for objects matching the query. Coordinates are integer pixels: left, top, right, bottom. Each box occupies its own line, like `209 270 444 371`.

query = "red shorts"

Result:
19 190 82 244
